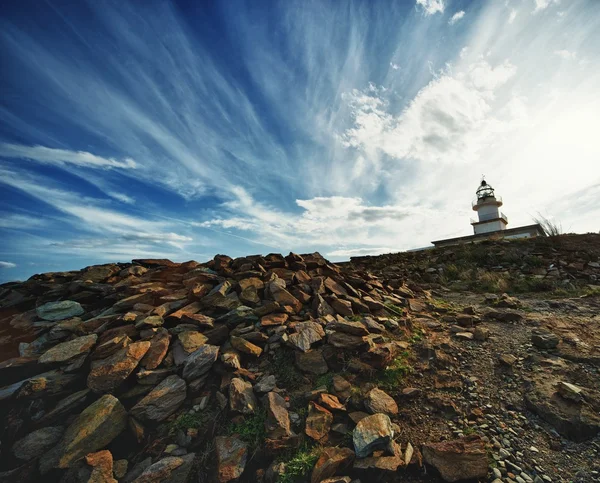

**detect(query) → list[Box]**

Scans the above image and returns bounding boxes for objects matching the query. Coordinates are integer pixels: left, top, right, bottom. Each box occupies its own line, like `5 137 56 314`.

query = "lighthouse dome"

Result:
476 179 496 200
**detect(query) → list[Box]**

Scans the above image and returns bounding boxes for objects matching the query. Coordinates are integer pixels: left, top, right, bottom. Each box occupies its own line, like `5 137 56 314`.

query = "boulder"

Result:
422 435 488 482
182 344 219 381
141 332 171 369
42 394 127 470
229 378 257 414
215 436 248 482
531 330 560 349
352 413 394 458
39 334 98 364
230 336 262 357
131 454 195 483
295 350 328 375
36 300 84 321
287 321 325 352
87 341 151 393
365 388 398 415
131 375 187 421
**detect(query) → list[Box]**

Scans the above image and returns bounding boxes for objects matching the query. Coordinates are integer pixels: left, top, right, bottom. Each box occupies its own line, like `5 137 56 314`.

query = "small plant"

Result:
463 426 477 435
410 328 424 343
314 373 334 391
533 213 562 237
384 302 404 318
227 410 267 451
277 444 321 483
169 411 207 435
376 354 411 391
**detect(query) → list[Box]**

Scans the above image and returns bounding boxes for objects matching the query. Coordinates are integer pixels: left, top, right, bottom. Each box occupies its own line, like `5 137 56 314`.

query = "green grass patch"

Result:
169 411 207 436
384 302 404 318
314 373 334 391
376 353 411 391
226 410 267 451
277 443 321 483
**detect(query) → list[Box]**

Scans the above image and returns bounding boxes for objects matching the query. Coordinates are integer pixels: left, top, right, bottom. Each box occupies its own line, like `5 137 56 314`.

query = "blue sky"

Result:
1 0 600 282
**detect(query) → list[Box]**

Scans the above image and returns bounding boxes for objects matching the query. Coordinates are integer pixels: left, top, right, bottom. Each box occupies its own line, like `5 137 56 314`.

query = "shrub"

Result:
278 444 321 483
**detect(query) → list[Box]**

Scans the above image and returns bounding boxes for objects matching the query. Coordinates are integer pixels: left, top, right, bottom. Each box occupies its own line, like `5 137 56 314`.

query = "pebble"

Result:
492 468 502 479
529 446 539 453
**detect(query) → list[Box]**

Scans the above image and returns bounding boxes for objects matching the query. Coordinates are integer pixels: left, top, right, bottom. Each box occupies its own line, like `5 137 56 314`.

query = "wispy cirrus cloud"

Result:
0 261 17 269
449 11 465 25
0 143 136 169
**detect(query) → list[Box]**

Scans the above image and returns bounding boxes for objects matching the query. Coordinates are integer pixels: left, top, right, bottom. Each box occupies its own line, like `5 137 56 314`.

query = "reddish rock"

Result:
422 435 488 482
265 391 293 439
85 450 116 483
141 332 171 370
305 402 333 441
311 446 354 483
215 436 248 482
261 313 289 327
365 388 398 415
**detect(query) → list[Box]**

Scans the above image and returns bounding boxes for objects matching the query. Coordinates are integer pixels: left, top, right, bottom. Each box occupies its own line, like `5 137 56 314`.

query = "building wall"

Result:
474 220 505 234
477 203 499 220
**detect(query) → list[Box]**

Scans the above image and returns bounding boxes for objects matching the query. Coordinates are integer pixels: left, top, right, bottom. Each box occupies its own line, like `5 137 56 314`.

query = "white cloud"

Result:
0 143 136 169
449 11 465 25
416 0 445 16
508 9 518 23
533 0 560 13
0 261 17 268
390 62 400 70
107 192 135 204
342 59 517 165
554 49 576 60
0 213 46 229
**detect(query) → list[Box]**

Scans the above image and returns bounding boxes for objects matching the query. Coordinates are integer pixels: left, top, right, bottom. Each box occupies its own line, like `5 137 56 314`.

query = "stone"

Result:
135 315 164 329
36 300 84 321
328 332 366 349
305 402 333 441
295 350 328 375
287 321 325 352
12 426 64 461
114 460 128 479
328 319 369 336
364 388 398 415
328 298 354 317
318 393 345 411
141 332 171 370
43 394 127 470
177 331 208 353
422 435 488 482
16 370 79 399
93 335 131 360
131 454 195 483
531 330 560 349
311 447 354 483
254 374 277 393
229 378 258 414
87 341 151 393
268 281 302 313
39 334 98 364
473 327 490 341
230 336 262 357
181 313 215 329
557 381 584 401
182 344 219 381
86 450 116 483
332 375 352 400
265 391 293 439
352 413 394 458
131 375 187 421
215 436 248 482
499 354 518 366
261 313 289 326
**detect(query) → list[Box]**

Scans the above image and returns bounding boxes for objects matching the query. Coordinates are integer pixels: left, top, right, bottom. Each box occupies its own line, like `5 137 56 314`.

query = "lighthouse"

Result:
471 179 508 234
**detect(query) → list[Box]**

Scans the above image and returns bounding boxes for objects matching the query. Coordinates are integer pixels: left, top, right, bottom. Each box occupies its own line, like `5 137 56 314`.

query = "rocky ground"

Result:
0 235 599 483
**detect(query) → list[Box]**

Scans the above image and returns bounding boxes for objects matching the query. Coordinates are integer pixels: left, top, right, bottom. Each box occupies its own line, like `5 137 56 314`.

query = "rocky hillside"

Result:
0 238 599 483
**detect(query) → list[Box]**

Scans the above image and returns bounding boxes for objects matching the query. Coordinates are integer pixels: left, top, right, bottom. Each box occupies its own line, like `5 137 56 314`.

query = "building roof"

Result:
431 224 546 247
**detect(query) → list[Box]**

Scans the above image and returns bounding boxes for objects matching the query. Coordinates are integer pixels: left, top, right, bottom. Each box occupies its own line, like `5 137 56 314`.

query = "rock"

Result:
328 320 368 336
318 393 345 411
499 354 518 366
36 300 84 321
16 369 79 399
531 330 560 349
230 336 262 357
135 315 164 329
38 334 98 364
319 478 352 483
229 378 258 414
131 454 195 483
295 350 328 375
215 436 248 482
93 335 131 361
36 389 92 425
254 374 277 393
352 413 394 458
113 459 128 479
86 450 116 483
87 341 151 393
12 426 65 461
268 281 302 313
261 313 289 326
141 332 171 370
42 394 127 470
365 388 398 415
473 327 490 341
487 310 523 323
311 447 354 483
182 344 219 381
422 435 488 482
557 381 584 402
328 332 366 349
287 321 325 352
265 391 293 439
305 402 333 441
181 313 215 329
131 375 187 421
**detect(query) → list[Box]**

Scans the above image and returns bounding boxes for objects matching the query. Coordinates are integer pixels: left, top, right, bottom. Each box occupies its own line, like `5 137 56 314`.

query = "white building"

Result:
432 179 546 248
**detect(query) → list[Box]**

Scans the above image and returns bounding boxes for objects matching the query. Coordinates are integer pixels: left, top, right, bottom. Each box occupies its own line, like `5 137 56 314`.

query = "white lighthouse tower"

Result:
471 179 508 235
